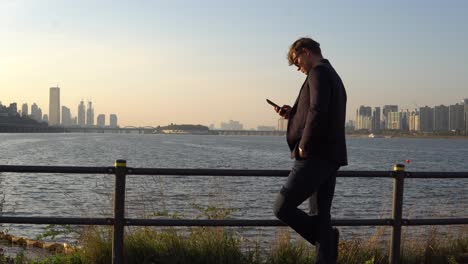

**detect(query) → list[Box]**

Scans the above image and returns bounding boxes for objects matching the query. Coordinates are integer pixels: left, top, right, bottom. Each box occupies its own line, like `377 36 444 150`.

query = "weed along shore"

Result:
0 162 467 263
0 225 467 263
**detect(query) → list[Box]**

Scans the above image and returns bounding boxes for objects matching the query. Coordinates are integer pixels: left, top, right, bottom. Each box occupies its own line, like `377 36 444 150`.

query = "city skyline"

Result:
2 87 119 128
1 1 467 129
354 97 468 133
3 94 467 129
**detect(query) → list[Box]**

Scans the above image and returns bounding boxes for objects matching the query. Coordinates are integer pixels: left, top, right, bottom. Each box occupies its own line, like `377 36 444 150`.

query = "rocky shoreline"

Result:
0 231 74 258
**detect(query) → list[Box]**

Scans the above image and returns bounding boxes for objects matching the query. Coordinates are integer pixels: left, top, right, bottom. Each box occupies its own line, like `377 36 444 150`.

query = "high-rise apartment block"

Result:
433 105 449 131
61 106 72 126
388 112 401 130
464 99 468 134
49 87 60 126
86 101 94 127
408 110 420 131
382 105 398 129
277 118 288 131
220 120 243 130
21 103 28 117
400 110 410 131
449 103 464 131
356 106 372 130
372 107 381 132
78 100 86 127
31 103 42 121
97 114 106 127
419 106 434 132
109 114 118 128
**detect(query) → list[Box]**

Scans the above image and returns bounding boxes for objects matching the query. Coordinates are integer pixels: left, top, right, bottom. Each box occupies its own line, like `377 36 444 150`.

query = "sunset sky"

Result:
1 0 467 128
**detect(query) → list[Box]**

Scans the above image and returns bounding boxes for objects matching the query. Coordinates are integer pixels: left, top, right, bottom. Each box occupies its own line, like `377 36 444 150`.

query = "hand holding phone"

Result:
266 99 291 119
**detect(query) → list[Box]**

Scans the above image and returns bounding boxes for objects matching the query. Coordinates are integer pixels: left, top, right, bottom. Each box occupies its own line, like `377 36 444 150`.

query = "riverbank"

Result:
346 134 468 139
1 226 467 264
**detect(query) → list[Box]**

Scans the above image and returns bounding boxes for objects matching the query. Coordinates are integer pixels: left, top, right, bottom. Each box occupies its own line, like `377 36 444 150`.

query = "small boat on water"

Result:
368 133 384 138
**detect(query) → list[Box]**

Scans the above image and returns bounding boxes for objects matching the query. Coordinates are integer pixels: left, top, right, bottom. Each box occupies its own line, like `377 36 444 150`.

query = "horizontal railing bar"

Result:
128 168 290 177
1 217 466 227
1 165 467 179
125 219 393 226
0 165 114 174
404 218 468 225
406 172 468 179
129 168 395 178
0 217 114 225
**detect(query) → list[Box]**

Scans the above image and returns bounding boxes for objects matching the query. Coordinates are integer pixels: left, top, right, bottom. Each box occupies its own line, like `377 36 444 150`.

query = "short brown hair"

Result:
287 37 322 65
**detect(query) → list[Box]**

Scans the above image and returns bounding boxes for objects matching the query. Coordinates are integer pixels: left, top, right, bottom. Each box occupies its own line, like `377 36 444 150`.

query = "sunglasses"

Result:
292 49 305 66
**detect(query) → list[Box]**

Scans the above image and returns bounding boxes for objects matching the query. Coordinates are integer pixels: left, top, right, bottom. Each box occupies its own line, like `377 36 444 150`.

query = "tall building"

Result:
277 118 288 131
21 103 28 117
37 108 43 122
220 120 243 130
433 105 449 131
346 120 355 131
464 99 468 135
109 114 118 128
382 105 398 129
400 110 410 132
86 101 94 127
78 100 86 127
97 114 106 127
9 103 18 117
356 106 372 130
372 107 381 132
31 103 41 121
419 106 434 132
61 106 72 126
49 87 60 126
409 110 420 131
449 103 464 131
388 112 401 130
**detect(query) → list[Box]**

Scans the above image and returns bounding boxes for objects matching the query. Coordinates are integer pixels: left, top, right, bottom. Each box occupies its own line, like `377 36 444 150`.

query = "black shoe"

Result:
332 227 340 263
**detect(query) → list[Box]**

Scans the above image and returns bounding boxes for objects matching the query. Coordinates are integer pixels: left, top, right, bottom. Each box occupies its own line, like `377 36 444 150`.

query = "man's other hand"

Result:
298 147 306 159
275 105 291 119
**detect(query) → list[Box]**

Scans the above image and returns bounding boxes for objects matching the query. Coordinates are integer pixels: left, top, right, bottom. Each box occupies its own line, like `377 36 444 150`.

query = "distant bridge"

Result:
64 126 157 134
0 125 287 136
209 130 286 136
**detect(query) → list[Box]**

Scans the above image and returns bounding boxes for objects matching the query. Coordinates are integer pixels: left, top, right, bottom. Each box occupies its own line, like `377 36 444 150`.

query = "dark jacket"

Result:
286 59 348 166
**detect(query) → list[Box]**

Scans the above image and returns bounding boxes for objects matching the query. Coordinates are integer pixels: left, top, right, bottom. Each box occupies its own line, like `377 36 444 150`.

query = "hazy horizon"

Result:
1 0 467 129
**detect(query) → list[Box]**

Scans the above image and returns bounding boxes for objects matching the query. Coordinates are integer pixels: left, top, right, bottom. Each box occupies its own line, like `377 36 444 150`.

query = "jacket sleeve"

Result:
298 66 332 157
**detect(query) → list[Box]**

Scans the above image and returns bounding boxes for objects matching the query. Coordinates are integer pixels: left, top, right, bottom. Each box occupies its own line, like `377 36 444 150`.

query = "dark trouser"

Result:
273 158 339 264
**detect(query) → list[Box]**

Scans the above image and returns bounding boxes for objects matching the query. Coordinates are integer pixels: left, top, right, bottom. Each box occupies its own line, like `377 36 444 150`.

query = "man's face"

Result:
293 49 313 75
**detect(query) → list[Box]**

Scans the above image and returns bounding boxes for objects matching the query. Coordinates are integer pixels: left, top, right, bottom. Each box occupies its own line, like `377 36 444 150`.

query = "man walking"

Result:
273 37 348 264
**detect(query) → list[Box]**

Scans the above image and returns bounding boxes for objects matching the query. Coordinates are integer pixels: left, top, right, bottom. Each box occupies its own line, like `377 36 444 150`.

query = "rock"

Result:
44 242 65 253
32 240 45 248
4 234 13 242
15 237 27 247
63 243 75 254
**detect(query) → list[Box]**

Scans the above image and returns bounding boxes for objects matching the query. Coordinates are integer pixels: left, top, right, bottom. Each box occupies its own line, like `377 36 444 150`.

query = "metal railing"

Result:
0 161 467 264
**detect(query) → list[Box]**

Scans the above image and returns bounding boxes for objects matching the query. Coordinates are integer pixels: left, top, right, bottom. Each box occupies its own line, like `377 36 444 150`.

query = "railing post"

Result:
113 159 127 264
389 164 405 264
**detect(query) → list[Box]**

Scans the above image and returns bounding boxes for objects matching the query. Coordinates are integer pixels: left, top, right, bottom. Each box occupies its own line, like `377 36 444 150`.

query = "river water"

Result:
0 133 467 244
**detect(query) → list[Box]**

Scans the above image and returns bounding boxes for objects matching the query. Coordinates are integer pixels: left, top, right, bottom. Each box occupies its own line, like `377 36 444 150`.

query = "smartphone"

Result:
266 99 280 109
